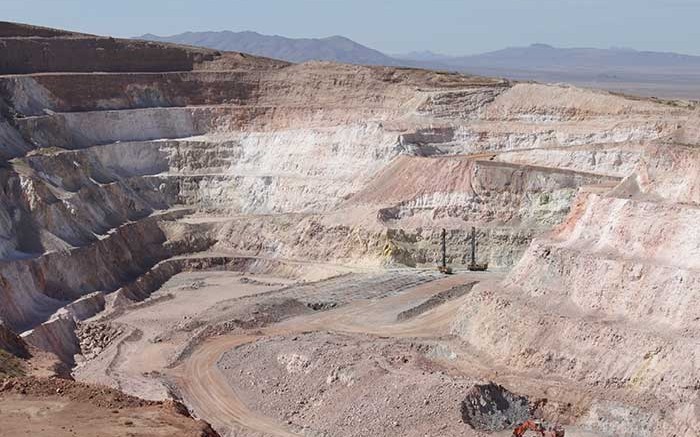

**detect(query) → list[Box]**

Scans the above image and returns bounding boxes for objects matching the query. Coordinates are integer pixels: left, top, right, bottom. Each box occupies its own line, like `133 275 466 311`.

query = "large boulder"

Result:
461 382 531 432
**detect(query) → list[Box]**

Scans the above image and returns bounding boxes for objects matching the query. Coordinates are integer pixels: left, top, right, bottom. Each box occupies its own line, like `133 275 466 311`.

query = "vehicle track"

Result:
171 272 499 436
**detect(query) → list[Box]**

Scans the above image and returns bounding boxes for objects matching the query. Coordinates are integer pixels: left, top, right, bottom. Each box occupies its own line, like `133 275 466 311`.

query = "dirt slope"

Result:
0 377 219 437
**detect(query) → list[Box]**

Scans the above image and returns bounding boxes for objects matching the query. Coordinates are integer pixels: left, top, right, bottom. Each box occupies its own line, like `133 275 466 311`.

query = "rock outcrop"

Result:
0 320 28 358
453 142 700 437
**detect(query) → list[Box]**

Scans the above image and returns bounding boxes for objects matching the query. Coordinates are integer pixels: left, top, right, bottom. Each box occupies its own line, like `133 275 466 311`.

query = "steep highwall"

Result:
0 22 80 38
452 142 700 437
0 36 218 74
21 313 79 364
214 215 533 269
0 212 185 332
1 72 259 115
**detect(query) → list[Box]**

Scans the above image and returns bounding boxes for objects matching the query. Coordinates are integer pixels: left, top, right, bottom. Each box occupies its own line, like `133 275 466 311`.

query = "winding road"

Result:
169 272 500 436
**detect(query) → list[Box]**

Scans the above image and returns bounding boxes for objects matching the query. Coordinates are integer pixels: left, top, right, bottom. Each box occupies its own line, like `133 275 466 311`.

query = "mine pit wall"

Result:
370 159 617 224
1 72 261 115
24 255 304 365
20 292 105 365
22 141 170 184
21 313 79 364
451 144 700 437
0 210 191 333
453 285 698 437
0 65 421 115
385 227 535 269
62 292 106 321
492 143 643 178
431 121 674 156
509 240 700 327
544 192 700 273
13 104 404 151
619 142 700 204
0 160 174 261
0 118 30 159
15 107 209 149
0 165 35 259
0 37 218 74
0 216 217 365
0 22 81 38
351 156 620 268
68 126 399 215
213 215 533 269
500 190 700 328
481 83 689 121
214 215 389 266
10 126 402 218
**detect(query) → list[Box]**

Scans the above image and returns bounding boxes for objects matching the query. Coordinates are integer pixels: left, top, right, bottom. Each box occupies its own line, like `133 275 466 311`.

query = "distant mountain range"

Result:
415 43 700 76
139 31 399 66
138 31 700 99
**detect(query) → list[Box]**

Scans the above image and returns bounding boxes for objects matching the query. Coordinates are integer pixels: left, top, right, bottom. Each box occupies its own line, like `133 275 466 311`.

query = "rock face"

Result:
453 142 700 437
0 320 28 358
0 21 699 437
0 21 223 74
460 383 530 432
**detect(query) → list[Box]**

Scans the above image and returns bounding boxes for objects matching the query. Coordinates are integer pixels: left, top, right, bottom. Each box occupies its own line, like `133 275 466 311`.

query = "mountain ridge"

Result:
137 30 399 66
137 30 700 99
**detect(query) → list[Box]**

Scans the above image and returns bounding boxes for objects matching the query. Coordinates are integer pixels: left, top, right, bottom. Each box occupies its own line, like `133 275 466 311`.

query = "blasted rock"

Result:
460 382 530 432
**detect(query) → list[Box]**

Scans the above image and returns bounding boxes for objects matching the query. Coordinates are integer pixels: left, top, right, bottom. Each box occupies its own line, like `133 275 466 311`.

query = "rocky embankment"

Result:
453 142 700 437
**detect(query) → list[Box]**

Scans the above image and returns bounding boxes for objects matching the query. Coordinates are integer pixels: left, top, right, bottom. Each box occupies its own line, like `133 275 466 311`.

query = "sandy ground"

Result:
165 269 609 437
0 396 213 437
0 376 217 437
72 267 501 436
170 272 498 436
74 270 302 399
43 260 618 437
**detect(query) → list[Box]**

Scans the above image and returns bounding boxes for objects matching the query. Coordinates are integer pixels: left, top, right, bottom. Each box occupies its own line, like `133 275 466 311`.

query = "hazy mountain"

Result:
392 50 453 63
395 44 700 99
137 31 700 99
138 31 399 66
435 43 700 75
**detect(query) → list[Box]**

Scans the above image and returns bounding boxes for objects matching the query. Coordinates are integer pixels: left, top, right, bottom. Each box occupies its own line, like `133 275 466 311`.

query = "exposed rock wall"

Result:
0 37 219 74
21 314 79 364
0 212 184 332
0 320 28 357
0 21 81 38
453 141 700 437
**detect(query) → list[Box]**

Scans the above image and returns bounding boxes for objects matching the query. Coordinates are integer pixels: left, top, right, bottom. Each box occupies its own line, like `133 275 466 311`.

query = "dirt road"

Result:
171 271 500 436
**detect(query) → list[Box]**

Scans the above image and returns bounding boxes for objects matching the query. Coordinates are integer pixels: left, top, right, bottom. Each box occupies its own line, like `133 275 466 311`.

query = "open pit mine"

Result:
0 21 698 437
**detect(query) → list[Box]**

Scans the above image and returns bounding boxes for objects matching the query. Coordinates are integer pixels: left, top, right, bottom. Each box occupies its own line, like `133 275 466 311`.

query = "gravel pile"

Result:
217 331 490 437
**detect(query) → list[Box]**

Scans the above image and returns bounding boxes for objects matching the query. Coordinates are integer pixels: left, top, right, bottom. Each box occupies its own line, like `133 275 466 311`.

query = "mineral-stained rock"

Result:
460 382 530 431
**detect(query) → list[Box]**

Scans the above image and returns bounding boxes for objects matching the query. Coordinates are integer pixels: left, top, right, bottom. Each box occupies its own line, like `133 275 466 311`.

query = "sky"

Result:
3 0 700 56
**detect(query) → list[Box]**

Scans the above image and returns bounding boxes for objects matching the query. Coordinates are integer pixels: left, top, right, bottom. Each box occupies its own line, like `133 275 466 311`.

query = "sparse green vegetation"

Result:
26 146 68 157
0 349 26 379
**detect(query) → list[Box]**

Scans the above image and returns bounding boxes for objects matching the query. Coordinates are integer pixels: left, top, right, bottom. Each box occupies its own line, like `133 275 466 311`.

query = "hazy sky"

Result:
4 0 700 56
